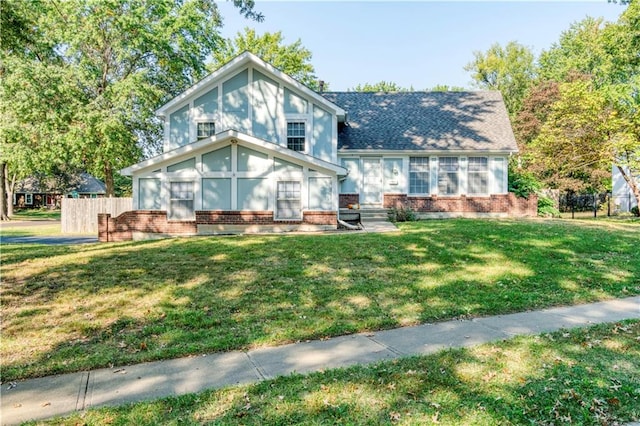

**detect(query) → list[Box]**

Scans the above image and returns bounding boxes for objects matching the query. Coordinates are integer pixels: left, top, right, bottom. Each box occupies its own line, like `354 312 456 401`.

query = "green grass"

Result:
0 224 63 237
10 208 61 221
28 321 640 425
1 219 639 381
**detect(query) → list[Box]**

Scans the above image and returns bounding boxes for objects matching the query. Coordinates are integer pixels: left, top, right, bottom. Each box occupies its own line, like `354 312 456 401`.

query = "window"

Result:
276 181 301 219
438 157 459 195
197 122 215 140
468 157 488 195
169 182 194 220
409 157 430 194
25 193 33 205
286 122 305 151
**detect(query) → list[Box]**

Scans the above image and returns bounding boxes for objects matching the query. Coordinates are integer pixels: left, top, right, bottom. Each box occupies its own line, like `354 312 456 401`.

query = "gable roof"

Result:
321 91 518 153
156 51 346 120
15 173 106 194
120 129 347 176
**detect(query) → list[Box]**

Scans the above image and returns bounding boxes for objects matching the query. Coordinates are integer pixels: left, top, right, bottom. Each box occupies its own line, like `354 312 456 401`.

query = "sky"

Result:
216 1 627 91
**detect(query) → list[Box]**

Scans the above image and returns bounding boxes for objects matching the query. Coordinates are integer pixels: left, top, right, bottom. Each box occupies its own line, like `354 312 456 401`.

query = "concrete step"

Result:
340 209 390 222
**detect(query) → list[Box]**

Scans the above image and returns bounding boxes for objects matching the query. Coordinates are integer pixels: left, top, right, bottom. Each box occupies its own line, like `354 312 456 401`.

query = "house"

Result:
612 165 639 214
14 173 106 209
102 52 535 241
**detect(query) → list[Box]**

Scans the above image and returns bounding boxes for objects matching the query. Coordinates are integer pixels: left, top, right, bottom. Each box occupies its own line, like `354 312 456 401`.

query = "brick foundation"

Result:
339 193 360 208
99 210 337 242
382 193 537 217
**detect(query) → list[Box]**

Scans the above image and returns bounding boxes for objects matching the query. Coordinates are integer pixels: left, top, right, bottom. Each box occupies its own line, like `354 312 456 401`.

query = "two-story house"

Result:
102 52 534 241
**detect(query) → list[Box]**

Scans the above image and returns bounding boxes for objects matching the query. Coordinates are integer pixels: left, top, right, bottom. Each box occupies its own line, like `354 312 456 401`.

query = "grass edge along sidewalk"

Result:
3 297 640 424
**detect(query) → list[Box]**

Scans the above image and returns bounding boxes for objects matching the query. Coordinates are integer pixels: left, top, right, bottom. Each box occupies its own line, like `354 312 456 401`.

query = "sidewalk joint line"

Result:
244 352 267 381
77 371 90 411
364 335 405 356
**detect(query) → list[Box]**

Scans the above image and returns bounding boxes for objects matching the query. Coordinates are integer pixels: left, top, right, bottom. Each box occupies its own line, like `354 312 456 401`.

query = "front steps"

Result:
339 208 390 222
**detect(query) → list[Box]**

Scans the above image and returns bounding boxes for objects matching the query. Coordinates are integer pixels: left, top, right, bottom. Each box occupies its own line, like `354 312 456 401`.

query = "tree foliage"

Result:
1 0 261 202
351 81 410 92
428 84 467 92
464 41 537 116
210 27 321 90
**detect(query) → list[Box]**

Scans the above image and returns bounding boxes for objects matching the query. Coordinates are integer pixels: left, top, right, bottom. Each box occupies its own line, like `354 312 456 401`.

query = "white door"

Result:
362 158 382 205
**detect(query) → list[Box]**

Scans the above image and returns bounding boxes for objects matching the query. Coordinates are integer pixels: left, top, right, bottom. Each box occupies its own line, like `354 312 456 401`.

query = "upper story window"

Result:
286 121 306 152
438 157 459 195
197 122 215 140
409 157 430 194
468 157 489 195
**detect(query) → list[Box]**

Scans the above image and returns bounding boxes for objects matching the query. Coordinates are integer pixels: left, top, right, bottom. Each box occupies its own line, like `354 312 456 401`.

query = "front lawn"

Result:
31 321 640 425
1 219 639 381
10 208 61 221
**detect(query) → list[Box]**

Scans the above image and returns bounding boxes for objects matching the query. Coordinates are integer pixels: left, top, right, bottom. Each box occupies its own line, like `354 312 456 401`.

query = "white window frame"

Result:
168 181 195 220
467 156 489 195
409 157 430 195
286 120 307 152
275 180 302 220
438 157 460 196
25 193 33 205
196 121 215 140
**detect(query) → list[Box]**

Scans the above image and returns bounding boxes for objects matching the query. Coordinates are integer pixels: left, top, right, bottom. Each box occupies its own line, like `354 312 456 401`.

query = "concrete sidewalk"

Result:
2 297 639 425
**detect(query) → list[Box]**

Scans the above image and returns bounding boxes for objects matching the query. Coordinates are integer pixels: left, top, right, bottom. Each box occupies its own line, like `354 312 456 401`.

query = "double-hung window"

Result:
438 157 459 195
169 181 194 220
286 122 305 152
197 122 215 140
409 157 430 194
276 181 301 220
468 157 489 195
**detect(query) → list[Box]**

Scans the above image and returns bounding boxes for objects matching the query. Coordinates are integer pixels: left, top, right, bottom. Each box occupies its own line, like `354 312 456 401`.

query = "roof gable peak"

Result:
156 51 344 118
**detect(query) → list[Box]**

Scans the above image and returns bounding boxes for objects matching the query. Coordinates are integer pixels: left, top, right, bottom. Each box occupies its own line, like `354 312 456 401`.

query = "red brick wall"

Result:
339 193 359 208
98 211 197 242
383 193 537 217
99 210 337 242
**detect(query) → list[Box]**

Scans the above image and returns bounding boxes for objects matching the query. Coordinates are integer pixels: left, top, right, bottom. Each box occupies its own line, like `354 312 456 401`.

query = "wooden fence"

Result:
62 198 132 234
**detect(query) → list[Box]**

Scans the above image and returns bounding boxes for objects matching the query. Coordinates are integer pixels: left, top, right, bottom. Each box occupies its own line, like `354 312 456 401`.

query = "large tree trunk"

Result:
617 165 640 216
7 171 16 217
104 164 115 197
0 162 9 220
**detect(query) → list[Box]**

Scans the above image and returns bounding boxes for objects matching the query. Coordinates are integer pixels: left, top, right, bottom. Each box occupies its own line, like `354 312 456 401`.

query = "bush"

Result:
537 196 560 217
632 206 639 217
509 169 541 199
388 207 417 222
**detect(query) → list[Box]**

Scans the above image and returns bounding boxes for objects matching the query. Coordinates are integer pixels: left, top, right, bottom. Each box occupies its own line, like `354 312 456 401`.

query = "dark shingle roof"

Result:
16 173 106 194
321 91 518 152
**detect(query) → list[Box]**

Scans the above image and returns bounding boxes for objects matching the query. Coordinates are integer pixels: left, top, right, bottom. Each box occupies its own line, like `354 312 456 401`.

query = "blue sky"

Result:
216 1 627 91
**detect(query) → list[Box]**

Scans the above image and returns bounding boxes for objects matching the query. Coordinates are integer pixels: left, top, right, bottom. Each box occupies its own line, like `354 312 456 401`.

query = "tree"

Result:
350 81 410 92
529 79 630 193
531 3 639 205
210 27 322 90
464 41 537 116
538 17 613 87
1 0 262 199
428 84 466 92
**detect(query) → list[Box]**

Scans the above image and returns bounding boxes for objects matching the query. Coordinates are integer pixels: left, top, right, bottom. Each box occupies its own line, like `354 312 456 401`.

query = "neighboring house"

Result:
104 52 534 241
14 173 106 209
612 165 639 213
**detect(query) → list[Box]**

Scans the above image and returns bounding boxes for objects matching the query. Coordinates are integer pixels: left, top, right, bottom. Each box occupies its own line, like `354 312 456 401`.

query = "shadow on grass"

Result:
50 322 640 425
1 219 639 381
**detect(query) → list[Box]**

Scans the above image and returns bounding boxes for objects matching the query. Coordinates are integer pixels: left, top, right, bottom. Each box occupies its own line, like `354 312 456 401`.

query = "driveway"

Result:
0 220 98 245
1 235 98 245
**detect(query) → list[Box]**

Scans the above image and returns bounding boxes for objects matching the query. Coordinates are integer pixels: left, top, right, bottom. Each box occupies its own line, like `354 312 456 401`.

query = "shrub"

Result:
388 207 417 222
509 169 541 199
632 206 639 217
537 196 560 217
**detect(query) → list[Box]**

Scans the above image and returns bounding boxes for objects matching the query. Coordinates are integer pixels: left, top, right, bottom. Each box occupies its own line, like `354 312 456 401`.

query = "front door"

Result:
362 158 382 205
